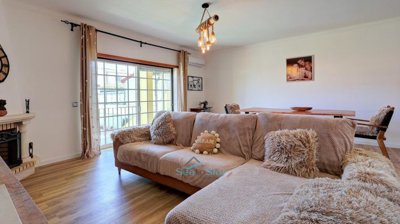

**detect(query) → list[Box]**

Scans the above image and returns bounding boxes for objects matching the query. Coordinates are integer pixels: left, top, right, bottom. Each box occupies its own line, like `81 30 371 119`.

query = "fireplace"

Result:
0 113 36 180
0 128 22 168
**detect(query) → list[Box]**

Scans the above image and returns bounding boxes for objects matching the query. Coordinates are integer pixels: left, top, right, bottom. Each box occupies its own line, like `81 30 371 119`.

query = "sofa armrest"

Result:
113 138 123 161
111 125 151 144
111 125 151 161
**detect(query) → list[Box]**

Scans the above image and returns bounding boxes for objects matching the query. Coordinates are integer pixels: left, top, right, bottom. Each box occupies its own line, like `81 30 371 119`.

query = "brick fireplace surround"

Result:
0 113 37 180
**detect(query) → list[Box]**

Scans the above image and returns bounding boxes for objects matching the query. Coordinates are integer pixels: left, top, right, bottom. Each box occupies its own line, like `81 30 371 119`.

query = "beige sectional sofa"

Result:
112 112 357 223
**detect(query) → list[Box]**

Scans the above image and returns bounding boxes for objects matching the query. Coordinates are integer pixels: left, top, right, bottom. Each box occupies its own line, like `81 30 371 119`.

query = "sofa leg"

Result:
118 168 121 175
377 131 389 159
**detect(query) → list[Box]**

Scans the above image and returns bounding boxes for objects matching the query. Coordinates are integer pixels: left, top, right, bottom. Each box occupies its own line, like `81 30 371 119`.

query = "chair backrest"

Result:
379 106 395 132
370 106 395 132
224 103 241 114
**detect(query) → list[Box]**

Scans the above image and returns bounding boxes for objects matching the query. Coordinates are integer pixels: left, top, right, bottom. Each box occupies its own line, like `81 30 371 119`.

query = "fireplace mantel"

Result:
0 113 35 125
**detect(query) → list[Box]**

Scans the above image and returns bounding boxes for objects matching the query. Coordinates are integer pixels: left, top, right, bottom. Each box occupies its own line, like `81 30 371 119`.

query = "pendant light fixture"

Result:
196 3 219 54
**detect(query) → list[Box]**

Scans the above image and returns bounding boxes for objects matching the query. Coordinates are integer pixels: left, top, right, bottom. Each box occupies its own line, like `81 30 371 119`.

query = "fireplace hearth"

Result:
0 128 22 168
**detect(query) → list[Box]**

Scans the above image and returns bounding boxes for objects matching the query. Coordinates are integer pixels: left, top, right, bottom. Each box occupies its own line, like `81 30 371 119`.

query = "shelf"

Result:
0 113 35 125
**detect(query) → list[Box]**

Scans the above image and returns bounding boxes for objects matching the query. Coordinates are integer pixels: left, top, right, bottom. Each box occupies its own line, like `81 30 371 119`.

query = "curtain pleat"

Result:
177 50 189 111
80 23 100 159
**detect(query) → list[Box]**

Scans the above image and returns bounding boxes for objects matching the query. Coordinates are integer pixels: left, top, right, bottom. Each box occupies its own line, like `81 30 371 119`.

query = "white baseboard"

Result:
37 153 81 167
354 138 400 149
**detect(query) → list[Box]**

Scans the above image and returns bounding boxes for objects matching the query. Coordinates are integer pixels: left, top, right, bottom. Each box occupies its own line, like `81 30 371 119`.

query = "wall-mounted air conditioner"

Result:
188 55 205 67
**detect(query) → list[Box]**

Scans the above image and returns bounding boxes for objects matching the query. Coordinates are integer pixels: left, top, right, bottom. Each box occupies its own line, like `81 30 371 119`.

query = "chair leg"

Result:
377 131 389 159
118 167 121 175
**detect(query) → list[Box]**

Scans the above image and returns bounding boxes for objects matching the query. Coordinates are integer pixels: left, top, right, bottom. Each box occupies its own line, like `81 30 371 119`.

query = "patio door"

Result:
96 59 173 148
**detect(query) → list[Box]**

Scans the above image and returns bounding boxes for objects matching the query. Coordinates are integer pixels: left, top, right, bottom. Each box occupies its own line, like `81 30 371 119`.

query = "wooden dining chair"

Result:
224 103 241 114
348 106 395 158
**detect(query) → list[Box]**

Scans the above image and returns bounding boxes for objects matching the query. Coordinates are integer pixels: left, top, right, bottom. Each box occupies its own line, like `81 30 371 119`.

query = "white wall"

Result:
0 0 23 113
0 0 205 165
0 0 83 165
205 18 400 148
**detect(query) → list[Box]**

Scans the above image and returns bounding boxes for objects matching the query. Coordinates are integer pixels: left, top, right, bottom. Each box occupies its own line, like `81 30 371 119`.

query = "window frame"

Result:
97 53 176 149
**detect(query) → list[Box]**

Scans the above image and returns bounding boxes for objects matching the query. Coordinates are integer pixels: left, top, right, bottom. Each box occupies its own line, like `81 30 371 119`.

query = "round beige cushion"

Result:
191 131 221 155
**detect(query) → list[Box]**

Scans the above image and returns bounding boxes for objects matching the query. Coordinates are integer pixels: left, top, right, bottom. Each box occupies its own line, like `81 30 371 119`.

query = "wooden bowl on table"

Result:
290 107 313 112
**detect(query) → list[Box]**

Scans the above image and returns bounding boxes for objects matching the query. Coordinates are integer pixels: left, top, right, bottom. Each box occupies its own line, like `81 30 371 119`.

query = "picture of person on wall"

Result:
286 56 313 81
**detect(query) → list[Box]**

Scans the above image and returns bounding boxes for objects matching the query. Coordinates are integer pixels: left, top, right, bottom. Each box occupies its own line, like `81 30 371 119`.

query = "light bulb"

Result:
202 30 208 41
209 31 216 44
201 47 206 54
197 36 203 47
206 41 211 51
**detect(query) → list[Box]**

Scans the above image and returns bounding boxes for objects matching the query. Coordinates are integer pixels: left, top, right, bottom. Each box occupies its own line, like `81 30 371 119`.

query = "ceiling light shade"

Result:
196 3 219 54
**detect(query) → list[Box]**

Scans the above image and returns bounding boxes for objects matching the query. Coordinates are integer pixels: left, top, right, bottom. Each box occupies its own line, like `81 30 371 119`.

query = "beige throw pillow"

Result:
191 130 221 155
262 129 319 178
150 112 176 145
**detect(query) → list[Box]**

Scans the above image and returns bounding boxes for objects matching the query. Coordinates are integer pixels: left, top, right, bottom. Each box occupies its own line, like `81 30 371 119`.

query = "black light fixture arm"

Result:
61 20 181 53
200 3 212 24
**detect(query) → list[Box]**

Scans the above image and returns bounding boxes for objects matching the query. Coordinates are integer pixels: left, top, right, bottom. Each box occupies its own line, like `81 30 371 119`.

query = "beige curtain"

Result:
177 50 189 111
80 23 100 159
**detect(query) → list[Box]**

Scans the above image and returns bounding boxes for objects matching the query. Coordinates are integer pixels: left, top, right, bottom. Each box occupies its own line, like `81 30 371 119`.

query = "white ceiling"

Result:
16 0 400 49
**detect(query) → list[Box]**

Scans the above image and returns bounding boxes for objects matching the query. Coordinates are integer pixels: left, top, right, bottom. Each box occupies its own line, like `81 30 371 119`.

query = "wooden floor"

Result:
21 149 188 224
22 145 400 224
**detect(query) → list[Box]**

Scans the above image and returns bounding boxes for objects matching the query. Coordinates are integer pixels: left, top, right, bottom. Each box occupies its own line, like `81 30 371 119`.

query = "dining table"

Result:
239 107 356 118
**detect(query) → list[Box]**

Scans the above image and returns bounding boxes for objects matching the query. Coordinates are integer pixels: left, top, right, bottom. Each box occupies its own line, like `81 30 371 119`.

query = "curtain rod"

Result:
61 20 182 53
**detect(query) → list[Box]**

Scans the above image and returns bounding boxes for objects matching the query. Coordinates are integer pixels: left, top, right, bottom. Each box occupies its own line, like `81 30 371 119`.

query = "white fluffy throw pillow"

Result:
150 112 176 145
262 129 319 178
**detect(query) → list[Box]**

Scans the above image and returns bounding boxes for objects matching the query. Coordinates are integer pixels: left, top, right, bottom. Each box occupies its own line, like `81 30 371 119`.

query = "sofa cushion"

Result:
262 129 319 178
171 112 197 147
191 113 257 160
252 113 356 176
150 112 176 144
117 141 183 173
159 148 246 188
165 159 308 224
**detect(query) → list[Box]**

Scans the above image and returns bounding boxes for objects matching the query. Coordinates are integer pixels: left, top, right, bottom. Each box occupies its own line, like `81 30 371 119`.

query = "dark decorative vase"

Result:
0 99 7 117
25 99 30 114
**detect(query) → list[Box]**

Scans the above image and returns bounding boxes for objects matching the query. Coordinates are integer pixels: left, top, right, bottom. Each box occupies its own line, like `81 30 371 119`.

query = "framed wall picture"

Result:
286 56 313 82
188 76 203 91
0 45 10 83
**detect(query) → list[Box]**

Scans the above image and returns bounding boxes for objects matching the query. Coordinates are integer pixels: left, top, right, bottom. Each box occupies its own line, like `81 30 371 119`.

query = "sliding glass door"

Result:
96 59 173 148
